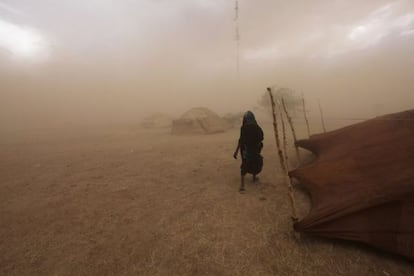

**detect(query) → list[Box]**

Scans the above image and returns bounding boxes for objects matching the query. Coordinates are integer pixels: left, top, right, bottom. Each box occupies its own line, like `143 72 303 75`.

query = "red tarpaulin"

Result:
291 109 414 260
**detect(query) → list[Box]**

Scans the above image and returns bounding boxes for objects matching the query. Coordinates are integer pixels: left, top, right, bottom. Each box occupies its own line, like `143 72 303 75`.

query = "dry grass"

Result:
0 123 413 275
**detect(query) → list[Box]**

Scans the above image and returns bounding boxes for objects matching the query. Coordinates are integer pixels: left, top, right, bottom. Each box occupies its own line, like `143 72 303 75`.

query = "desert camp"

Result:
1 1 414 275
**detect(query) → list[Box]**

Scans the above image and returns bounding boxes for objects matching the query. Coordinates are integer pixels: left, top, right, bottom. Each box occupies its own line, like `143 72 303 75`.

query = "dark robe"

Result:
238 112 264 176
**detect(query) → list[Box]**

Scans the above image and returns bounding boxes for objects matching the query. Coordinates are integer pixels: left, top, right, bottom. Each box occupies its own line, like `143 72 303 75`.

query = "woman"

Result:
233 111 264 192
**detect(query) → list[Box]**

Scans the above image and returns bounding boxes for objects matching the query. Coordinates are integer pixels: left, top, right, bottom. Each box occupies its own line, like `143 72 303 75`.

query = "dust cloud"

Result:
2 2 414 274
1 0 414 131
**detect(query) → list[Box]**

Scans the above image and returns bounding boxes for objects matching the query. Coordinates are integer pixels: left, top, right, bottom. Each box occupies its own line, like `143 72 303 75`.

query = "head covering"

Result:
242 111 257 126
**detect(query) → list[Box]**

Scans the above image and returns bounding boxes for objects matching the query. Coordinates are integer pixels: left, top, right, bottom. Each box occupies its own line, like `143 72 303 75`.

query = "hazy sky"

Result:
1 0 414 129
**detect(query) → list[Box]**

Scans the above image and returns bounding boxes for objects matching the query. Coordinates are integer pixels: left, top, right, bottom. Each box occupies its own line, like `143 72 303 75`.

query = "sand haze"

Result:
1 1 414 275
0 0 413 130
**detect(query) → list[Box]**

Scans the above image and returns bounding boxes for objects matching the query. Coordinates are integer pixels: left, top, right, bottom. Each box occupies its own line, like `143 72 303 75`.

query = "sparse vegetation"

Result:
1 122 413 275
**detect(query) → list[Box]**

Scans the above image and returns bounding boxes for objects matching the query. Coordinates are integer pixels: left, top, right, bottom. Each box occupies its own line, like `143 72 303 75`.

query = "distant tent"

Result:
172 107 231 135
141 113 173 129
291 109 414 260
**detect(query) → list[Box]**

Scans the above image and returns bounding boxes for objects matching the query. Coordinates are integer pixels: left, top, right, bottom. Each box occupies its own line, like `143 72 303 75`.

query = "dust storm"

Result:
1 1 414 275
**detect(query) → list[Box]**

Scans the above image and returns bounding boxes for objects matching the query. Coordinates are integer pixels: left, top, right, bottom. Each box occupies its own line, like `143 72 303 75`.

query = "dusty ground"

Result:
1 122 413 275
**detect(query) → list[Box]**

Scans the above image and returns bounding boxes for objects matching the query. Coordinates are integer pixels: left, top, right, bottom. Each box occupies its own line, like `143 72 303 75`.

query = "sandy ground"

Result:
1 122 413 275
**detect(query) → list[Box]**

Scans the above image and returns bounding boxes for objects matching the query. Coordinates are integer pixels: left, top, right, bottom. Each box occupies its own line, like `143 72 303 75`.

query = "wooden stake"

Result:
277 100 289 170
267 88 285 172
267 87 298 221
281 98 301 163
318 99 327 133
302 95 311 137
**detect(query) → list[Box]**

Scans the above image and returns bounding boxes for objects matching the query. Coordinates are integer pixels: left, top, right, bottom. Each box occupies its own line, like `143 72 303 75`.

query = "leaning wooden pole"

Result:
267 88 285 173
302 95 311 137
281 98 301 163
318 99 327 132
267 87 298 221
277 100 289 169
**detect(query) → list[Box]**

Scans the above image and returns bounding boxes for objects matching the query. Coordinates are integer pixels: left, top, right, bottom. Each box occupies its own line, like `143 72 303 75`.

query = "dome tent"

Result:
172 107 231 135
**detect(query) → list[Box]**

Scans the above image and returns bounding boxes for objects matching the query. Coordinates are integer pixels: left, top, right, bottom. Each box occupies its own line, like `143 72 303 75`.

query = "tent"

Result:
290 109 414 260
172 107 231 135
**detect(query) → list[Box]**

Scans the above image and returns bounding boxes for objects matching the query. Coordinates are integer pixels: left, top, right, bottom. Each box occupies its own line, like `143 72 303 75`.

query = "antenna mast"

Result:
234 0 240 80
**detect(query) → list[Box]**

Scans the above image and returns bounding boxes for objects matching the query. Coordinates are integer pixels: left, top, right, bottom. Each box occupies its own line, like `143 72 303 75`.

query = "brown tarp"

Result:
290 109 414 260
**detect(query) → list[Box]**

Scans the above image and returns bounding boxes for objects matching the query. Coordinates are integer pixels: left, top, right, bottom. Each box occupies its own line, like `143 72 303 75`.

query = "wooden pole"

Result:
267 87 298 221
277 100 289 169
267 88 285 173
318 99 327 132
302 94 311 137
281 98 301 163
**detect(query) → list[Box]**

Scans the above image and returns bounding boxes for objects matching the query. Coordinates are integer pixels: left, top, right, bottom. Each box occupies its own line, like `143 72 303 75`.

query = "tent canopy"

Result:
291 109 414 260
